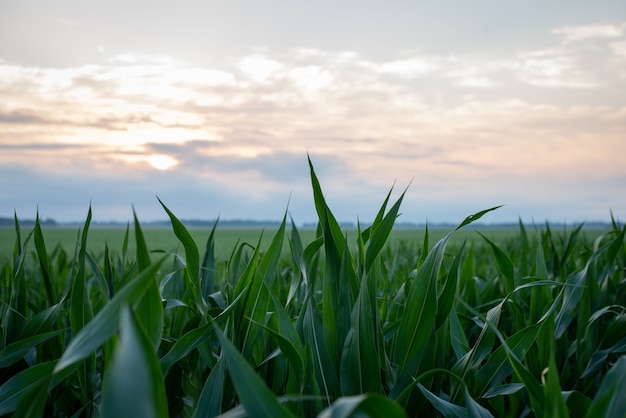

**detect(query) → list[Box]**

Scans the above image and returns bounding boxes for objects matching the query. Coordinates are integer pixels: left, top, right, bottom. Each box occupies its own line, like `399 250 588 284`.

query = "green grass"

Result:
0 158 624 417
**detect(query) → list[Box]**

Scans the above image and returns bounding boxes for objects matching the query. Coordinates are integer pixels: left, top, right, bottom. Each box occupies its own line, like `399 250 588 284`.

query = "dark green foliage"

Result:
0 161 624 417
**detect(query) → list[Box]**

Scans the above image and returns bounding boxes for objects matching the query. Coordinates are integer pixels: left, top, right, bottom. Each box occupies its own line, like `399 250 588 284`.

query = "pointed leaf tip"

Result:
456 205 503 230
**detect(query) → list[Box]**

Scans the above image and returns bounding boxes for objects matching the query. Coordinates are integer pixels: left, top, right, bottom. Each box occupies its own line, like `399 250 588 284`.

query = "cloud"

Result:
0 109 49 124
552 23 624 43
239 54 284 83
1 22 625 223
373 57 439 77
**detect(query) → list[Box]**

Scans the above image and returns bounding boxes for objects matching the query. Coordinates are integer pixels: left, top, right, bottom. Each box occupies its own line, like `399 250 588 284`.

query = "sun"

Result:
147 154 178 171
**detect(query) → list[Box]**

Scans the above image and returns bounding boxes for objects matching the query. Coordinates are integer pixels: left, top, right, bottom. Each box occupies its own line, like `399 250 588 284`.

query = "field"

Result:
1 161 625 417
0 225 532 266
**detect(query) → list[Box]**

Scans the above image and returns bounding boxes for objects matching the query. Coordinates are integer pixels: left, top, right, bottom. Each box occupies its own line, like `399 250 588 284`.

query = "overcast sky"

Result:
1 1 625 225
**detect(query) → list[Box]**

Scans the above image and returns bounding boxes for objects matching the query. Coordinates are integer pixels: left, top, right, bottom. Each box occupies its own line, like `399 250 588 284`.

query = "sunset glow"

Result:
147 154 179 171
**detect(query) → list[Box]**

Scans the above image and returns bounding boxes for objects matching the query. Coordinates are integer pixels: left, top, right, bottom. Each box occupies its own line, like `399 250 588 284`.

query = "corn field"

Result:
1 159 625 417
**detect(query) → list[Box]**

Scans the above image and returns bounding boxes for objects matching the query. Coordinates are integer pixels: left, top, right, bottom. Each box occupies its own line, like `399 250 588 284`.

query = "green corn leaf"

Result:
370 185 394 233
70 205 95 408
249 317 306 392
302 296 339 404
286 216 304 307
356 219 366 273
473 281 565 397
557 223 585 276
194 354 226 418
586 355 626 418
133 207 151 271
17 302 62 340
134 276 163 350
364 186 406 273
475 321 543 396
1 358 78 415
452 302 502 393
158 197 206 314
201 218 219 299
484 314 545 416
13 377 50 418
258 211 287 284
307 155 346 253
0 329 65 368
464 387 494 418
393 233 447 368
5 223 32 345
563 391 591 418
554 266 588 339
289 215 304 269
417 383 466 418
54 258 164 375
543 355 568 418
581 336 626 379
299 236 323 288
307 158 352 369
160 320 213 376
160 287 246 375
435 241 466 330
555 239 612 338
70 204 93 335
318 394 407 418
240 229 280 357
12 209 22 261
121 221 130 262
321 223 341 370
337 231 356 362
214 323 295 418
449 306 470 361
133 208 164 349
478 232 514 295
103 243 115 298
606 224 626 266
482 383 525 398
233 241 264 356
307 158 358 378
419 222 429 266
530 239 552 329
340 274 381 395
33 212 56 306
0 361 55 415
85 251 112 304
101 306 167 418
455 206 502 231
518 218 530 280
264 281 306 387
233 235 261 298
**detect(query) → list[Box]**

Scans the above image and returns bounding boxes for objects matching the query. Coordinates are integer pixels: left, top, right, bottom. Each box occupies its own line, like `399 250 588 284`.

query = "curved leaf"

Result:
101 306 167 418
54 258 164 375
586 355 626 418
0 361 55 415
318 394 407 418
214 323 295 418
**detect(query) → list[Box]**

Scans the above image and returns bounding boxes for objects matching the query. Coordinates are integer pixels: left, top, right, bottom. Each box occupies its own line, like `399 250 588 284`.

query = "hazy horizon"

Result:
1 1 625 226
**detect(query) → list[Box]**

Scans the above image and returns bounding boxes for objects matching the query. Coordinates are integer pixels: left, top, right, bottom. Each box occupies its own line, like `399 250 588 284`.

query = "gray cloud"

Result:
0 142 80 150
142 140 348 185
0 110 49 124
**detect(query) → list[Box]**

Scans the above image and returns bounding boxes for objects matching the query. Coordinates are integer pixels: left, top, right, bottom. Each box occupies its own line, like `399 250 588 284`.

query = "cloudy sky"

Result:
1 1 625 225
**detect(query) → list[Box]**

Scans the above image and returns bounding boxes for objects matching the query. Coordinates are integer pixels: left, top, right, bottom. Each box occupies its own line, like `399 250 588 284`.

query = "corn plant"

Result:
0 158 625 417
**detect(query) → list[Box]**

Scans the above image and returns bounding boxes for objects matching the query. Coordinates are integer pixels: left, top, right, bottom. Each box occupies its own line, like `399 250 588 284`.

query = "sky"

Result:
1 1 625 225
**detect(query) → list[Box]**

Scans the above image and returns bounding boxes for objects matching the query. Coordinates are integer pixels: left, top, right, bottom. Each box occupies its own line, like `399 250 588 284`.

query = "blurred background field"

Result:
0 223 609 264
